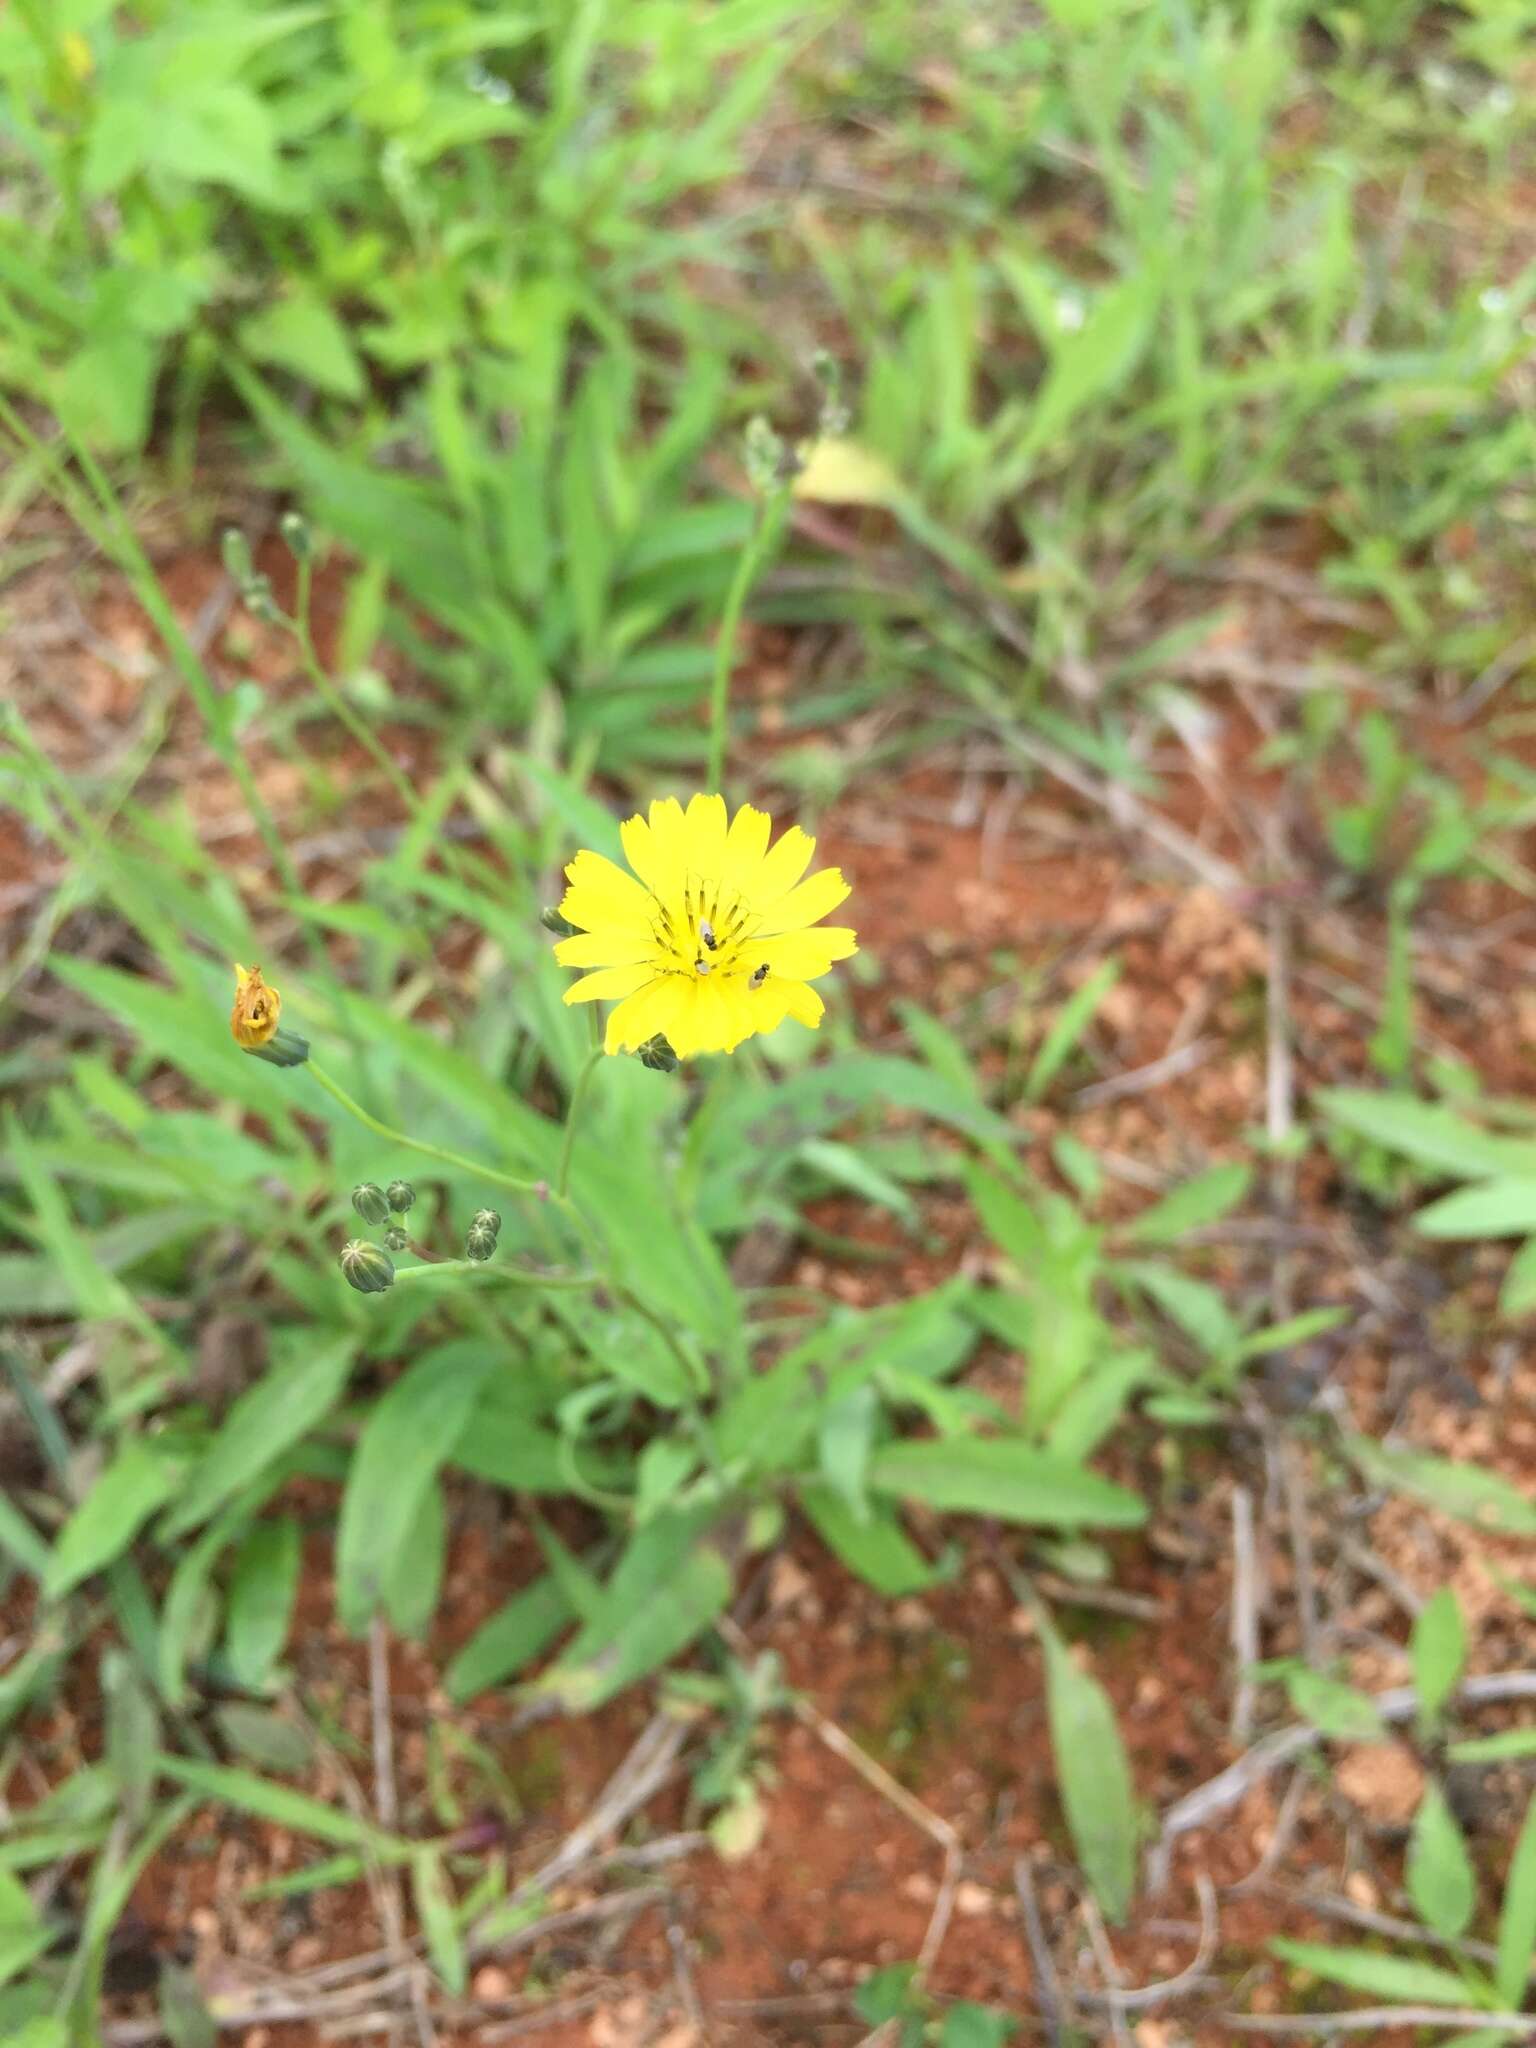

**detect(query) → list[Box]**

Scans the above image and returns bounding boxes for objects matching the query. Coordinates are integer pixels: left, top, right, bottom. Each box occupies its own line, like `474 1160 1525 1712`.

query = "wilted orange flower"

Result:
231 963 281 1049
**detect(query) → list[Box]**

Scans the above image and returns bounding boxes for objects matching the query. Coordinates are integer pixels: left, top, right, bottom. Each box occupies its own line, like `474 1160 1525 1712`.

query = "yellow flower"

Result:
230 962 281 1049
553 795 857 1058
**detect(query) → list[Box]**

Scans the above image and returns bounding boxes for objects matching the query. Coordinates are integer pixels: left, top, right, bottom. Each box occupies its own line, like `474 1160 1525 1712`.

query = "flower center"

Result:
650 878 760 981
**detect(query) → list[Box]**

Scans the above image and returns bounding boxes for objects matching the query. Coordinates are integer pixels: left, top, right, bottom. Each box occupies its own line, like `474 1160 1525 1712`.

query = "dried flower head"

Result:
229 961 309 1066
231 963 281 1049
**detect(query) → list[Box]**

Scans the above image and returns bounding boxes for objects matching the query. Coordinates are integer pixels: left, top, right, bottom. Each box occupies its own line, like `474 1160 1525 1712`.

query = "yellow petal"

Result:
604 976 679 1054
723 803 772 892
753 927 858 979
619 811 664 894
554 931 656 968
681 793 728 877
560 849 653 930
780 979 826 1029
759 866 850 932
751 824 816 907
669 975 740 1058
562 964 656 1006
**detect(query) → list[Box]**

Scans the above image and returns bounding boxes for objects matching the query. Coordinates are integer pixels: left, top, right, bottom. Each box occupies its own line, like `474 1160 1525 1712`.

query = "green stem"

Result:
556 1046 606 1200
705 488 791 795
0 395 335 983
291 560 426 826
393 1260 596 1291
307 1060 557 1207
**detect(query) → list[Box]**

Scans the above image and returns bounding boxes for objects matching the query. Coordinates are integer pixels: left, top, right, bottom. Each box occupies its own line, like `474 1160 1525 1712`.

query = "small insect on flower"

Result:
230 963 309 1067
550 795 857 1059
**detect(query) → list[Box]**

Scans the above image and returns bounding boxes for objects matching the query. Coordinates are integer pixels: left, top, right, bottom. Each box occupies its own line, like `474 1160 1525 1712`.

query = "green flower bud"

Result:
244 574 283 626
465 1224 497 1262
386 1179 416 1214
383 1226 410 1252
352 1183 392 1225
637 1034 679 1073
340 1240 394 1294
221 528 254 585
743 415 785 495
540 906 578 937
279 510 312 562
471 1208 501 1238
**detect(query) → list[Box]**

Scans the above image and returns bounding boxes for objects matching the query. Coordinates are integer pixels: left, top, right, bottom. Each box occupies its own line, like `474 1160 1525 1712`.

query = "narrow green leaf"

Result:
1450 1729 1536 1765
444 1574 574 1702
336 1348 494 1635
1121 1163 1251 1246
103 1650 160 1828
869 1437 1146 1529
163 1338 354 1538
0 1492 48 1578
1317 1090 1534 1180
530 1535 734 1713
1496 1792 1536 2011
1417 1179 1536 1239
383 1476 446 1640
1409 1780 1476 1939
225 1518 301 1691
799 1483 946 1597
1411 1587 1467 1735
1040 1617 1136 1922
155 1755 406 1853
1499 1236 1536 1317
1026 961 1120 1102
413 1850 466 1995
1270 1937 1476 2005
1285 1667 1385 1742
44 1442 178 1599
1344 1436 1536 1536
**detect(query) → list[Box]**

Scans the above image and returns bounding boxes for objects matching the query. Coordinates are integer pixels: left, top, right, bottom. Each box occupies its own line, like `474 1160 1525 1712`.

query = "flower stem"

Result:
705 487 791 795
393 1260 596 1291
307 1060 551 1204
556 1046 606 1200
292 559 424 821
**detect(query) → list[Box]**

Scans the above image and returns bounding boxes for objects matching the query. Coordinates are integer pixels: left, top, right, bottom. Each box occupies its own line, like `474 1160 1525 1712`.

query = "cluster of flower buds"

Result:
341 1180 418 1292
812 348 851 440
221 528 283 626
743 415 801 494
465 1207 501 1262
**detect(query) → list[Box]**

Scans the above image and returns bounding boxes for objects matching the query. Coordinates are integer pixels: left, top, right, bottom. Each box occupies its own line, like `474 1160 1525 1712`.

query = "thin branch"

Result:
1149 1672 1536 1888
1013 1857 1066 2048
1230 1484 1260 1746
1221 2007 1536 2037
1074 1872 1219 2014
